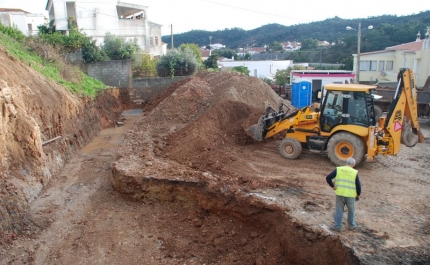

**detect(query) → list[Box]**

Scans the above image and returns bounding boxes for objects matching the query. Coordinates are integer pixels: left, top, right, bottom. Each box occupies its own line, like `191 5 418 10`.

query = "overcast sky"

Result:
1 0 428 35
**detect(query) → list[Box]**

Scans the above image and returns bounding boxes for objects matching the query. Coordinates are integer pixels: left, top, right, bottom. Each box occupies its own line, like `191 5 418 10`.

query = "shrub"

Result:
82 41 109 63
102 33 139 60
231 66 250 76
156 48 199 78
0 22 25 42
132 52 158 77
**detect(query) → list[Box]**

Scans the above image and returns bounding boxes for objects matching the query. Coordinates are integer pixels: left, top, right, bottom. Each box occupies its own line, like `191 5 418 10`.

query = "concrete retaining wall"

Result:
130 76 188 104
86 60 132 88
65 53 189 101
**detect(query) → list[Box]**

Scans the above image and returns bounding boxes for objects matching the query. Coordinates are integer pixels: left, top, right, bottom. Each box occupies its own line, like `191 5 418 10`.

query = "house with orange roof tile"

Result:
354 28 430 87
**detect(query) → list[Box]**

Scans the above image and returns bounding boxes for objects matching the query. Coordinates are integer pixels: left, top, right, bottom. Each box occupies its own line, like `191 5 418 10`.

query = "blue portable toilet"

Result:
291 81 311 108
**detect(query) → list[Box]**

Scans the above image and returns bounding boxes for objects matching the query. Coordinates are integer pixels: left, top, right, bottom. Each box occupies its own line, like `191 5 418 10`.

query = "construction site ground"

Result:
1 71 430 265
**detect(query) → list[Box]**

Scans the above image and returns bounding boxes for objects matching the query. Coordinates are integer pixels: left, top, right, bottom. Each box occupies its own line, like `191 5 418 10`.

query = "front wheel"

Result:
327 132 365 166
279 138 302 159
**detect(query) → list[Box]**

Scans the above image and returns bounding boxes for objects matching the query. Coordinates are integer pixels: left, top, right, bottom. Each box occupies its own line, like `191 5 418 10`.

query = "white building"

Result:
45 0 164 56
354 28 430 87
218 60 295 79
0 8 46 36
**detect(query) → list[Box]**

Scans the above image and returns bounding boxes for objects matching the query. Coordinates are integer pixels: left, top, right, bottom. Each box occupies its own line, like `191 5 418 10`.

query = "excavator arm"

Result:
246 104 318 141
368 68 424 161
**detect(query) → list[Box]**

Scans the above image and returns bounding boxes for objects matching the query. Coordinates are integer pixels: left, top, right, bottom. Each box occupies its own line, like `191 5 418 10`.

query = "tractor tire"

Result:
279 138 302 160
401 117 419 147
327 132 365 166
373 105 383 121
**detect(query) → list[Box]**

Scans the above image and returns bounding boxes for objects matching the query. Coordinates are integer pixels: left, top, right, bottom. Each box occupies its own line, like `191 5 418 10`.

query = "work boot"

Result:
329 225 342 232
348 225 357 231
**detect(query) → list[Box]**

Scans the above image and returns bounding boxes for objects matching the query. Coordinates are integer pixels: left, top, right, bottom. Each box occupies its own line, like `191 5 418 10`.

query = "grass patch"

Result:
0 31 106 97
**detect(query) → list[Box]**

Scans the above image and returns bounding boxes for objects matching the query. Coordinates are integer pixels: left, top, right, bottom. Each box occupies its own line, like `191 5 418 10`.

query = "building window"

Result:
378 61 385 71
386 61 393 70
359 60 377 71
155 36 158 45
27 24 32 33
150 37 154 46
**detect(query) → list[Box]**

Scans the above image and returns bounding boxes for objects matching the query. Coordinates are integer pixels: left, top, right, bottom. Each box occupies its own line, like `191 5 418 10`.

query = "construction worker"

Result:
325 157 361 232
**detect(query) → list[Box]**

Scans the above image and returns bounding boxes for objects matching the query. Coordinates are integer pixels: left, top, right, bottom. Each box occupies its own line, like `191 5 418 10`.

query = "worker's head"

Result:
346 157 356 167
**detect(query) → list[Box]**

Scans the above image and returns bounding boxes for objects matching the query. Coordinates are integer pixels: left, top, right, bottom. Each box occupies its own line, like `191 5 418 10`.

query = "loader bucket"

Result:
400 117 420 147
246 118 265 141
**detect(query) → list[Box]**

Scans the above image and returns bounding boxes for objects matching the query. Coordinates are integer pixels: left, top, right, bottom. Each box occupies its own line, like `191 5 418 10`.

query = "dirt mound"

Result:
113 71 291 184
165 100 260 173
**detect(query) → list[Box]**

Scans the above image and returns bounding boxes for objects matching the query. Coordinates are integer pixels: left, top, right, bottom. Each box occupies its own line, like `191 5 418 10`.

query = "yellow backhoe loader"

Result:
247 68 424 166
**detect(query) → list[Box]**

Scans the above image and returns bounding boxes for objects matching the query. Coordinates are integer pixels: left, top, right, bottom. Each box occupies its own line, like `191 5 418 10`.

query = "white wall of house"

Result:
354 32 430 87
45 0 164 56
219 60 293 79
0 11 45 36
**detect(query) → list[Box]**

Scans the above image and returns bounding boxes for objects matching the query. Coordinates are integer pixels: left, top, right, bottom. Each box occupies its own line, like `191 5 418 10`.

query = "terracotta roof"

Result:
359 40 424 56
248 47 265 52
200 50 210 57
0 8 30 14
385 40 423 52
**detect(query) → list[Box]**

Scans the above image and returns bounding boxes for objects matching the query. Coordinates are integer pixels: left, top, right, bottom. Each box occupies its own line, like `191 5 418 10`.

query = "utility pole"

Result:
346 22 373 84
356 22 361 83
170 24 174 48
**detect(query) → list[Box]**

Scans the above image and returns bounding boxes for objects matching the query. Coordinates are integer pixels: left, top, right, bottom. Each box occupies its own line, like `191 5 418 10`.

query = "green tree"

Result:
38 27 91 52
275 65 306 85
179 43 202 64
260 76 273 86
82 40 108 63
267 41 284 52
203 54 219 69
132 52 158 77
339 56 353 70
231 66 249 76
300 38 319 50
212 48 236 59
157 48 199 78
102 33 139 60
37 20 55 34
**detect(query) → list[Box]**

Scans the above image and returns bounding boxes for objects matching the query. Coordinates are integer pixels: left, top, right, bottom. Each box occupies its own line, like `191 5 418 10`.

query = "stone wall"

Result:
130 76 188 104
86 60 132 88
64 53 189 101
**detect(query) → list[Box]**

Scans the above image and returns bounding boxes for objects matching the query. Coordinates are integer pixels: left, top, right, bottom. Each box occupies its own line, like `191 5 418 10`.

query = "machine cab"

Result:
320 84 378 132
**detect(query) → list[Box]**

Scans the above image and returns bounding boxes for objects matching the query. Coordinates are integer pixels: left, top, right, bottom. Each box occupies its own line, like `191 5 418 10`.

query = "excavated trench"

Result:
111 170 360 265
108 72 365 264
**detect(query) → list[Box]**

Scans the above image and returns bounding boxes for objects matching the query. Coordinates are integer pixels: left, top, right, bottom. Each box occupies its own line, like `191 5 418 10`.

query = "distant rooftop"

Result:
0 8 30 13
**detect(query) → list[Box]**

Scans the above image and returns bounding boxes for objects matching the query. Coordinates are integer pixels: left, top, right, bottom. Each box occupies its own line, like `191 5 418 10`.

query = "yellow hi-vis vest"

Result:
334 166 358 198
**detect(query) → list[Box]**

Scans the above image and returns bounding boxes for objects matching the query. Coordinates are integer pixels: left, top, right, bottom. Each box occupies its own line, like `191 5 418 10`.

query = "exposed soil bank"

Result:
0 46 132 235
112 168 360 264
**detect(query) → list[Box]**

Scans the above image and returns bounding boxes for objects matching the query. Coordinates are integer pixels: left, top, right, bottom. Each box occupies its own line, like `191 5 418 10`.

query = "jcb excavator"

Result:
247 68 424 166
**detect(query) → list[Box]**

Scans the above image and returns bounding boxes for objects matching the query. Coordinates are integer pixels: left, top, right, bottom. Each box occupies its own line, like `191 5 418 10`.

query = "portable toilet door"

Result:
291 81 311 108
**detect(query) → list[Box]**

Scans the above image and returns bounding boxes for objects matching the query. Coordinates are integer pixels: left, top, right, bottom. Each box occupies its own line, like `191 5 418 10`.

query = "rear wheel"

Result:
279 138 302 159
327 132 365 166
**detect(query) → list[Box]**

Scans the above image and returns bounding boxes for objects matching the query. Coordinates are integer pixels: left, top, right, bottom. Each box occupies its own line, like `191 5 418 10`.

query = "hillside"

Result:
163 10 430 64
